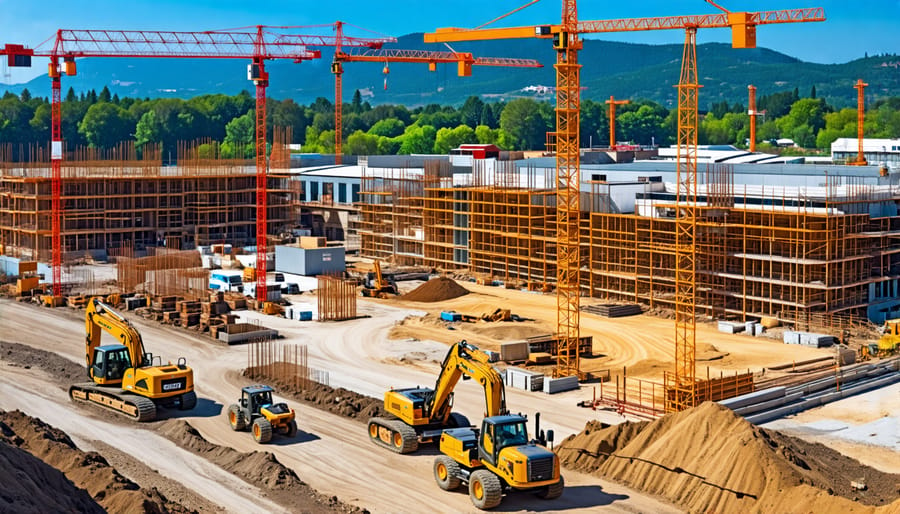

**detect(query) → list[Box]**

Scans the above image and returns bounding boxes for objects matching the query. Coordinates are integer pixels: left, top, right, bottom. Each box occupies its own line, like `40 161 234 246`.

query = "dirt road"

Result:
0 299 680 513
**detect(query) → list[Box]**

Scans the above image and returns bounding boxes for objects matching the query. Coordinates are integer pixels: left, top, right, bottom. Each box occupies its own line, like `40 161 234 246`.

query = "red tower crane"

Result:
2 26 391 301
330 21 540 163
427 3 825 395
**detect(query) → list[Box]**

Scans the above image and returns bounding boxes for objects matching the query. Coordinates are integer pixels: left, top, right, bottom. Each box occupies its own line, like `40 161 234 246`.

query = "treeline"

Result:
1 86 898 157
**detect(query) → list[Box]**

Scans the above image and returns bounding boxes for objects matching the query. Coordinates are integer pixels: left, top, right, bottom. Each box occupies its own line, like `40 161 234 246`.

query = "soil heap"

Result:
556 402 900 514
401 277 469 302
0 409 190 514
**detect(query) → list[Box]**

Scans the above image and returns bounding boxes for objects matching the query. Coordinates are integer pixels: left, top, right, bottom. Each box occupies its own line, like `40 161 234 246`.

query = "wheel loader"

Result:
228 385 297 443
433 412 563 510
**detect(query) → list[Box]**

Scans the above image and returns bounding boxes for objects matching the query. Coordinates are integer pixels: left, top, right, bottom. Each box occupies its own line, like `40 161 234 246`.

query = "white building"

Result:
831 138 900 167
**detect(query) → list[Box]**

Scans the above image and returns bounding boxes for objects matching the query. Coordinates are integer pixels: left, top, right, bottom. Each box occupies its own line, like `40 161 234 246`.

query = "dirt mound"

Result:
159 420 366 513
1 340 84 383
0 440 104 514
0 410 191 514
556 402 900 514
401 277 469 302
244 370 385 422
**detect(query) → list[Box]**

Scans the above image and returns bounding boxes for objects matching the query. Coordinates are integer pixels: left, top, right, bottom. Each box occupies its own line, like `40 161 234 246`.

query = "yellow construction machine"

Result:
361 260 397 298
434 412 563 510
368 340 505 453
863 319 900 359
69 298 196 421
228 384 297 443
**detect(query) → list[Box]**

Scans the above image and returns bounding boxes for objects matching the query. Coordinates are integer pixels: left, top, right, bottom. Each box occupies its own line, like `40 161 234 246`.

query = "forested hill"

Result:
2 33 898 109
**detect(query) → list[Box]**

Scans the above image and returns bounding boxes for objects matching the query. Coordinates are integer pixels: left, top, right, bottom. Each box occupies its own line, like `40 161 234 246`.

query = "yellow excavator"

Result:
69 298 196 421
361 260 397 298
368 340 505 453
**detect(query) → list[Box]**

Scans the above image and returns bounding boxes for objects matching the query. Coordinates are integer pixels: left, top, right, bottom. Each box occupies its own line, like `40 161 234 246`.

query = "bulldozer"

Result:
433 412 563 510
368 340 504 454
361 260 397 298
228 384 297 443
862 319 900 359
70 298 195 421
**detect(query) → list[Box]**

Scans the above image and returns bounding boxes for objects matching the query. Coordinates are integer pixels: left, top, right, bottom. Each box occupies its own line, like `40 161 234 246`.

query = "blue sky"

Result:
1 0 898 84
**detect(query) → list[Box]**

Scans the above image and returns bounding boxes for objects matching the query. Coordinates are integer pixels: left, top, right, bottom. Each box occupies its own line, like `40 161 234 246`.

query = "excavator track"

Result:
69 383 158 422
367 417 419 454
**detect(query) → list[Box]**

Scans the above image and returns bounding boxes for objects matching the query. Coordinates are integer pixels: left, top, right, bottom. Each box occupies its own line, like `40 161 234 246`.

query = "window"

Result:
338 183 347 203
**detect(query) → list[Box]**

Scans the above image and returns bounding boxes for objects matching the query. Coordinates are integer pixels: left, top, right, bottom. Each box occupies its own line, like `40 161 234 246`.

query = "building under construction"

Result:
359 155 900 325
0 142 295 262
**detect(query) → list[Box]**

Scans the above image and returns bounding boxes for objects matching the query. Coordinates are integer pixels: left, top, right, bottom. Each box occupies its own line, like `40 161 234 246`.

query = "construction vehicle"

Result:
361 260 397 298
228 384 297 443
482 308 512 322
867 319 900 358
433 412 563 510
70 298 195 421
368 340 504 454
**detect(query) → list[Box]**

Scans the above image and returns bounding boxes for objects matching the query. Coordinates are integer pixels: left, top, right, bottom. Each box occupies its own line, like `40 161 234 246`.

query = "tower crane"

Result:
605 96 630 149
747 85 766 153
1 26 390 302
426 3 824 394
852 79 868 166
329 21 542 164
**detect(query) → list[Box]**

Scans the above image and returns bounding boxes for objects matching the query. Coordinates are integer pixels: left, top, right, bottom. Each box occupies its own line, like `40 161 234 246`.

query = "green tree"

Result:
775 98 828 148
480 103 496 128
618 104 666 146
377 136 401 155
224 110 255 147
815 108 857 149
98 86 112 103
350 90 363 115
79 103 134 148
499 98 549 150
368 118 405 138
459 96 484 129
474 125 499 145
345 130 378 155
434 125 476 154
134 109 162 153
398 124 437 154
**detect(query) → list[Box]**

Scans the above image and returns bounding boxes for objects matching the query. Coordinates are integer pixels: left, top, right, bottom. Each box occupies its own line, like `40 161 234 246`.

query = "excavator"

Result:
69 298 196 421
368 340 505 454
361 260 397 298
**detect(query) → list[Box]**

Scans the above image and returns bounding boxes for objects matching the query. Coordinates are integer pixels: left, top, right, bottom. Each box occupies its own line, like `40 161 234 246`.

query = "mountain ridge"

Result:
2 33 897 109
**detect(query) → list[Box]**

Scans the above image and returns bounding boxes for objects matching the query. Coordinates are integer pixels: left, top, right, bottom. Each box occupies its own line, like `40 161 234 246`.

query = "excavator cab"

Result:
90 345 131 384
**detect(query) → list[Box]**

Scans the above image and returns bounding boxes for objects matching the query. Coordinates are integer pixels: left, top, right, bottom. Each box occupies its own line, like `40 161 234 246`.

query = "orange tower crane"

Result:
747 85 766 153
605 96 630 149
427 3 825 388
852 79 868 166
2 26 393 301
330 27 542 163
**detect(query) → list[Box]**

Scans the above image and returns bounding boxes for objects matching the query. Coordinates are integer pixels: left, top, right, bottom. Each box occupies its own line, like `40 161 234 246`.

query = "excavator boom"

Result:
368 340 507 454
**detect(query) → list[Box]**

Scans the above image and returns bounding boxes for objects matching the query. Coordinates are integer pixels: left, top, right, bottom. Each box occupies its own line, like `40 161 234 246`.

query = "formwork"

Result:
0 139 293 262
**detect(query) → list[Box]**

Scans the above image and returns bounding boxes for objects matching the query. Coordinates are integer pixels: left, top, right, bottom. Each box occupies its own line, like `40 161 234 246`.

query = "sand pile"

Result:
556 402 900 514
401 277 469 302
0 410 189 514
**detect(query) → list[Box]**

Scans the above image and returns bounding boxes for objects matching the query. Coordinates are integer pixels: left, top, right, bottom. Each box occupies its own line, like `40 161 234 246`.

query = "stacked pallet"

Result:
582 303 642 318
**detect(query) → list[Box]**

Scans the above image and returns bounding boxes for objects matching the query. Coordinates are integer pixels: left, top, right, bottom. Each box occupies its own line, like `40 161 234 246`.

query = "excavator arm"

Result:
428 340 507 424
85 297 147 370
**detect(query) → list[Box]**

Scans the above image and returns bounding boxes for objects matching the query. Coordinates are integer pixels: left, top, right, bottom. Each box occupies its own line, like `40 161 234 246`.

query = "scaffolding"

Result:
360 162 900 330
0 139 294 262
